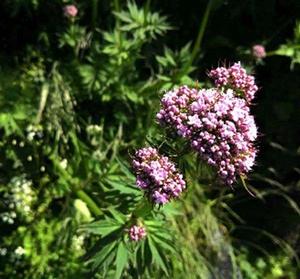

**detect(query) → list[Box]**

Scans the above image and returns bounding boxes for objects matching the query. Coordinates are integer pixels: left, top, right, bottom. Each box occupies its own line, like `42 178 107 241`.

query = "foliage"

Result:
271 21 300 69
0 0 299 278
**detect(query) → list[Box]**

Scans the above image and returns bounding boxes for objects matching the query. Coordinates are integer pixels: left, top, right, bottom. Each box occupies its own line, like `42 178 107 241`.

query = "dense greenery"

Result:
0 0 299 278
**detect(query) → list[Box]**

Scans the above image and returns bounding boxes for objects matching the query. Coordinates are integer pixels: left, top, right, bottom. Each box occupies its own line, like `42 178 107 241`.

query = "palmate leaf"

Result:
84 226 125 272
145 219 177 253
114 1 170 40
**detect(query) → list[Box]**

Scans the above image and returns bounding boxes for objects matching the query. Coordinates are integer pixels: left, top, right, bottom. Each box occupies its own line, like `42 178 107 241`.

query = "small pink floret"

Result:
252 45 266 59
129 225 147 241
63 5 78 18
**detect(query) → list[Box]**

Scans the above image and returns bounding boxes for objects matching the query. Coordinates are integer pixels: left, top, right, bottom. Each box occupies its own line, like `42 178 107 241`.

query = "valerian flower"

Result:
128 225 146 241
157 85 258 185
132 147 186 204
252 45 266 60
63 5 78 18
208 62 258 102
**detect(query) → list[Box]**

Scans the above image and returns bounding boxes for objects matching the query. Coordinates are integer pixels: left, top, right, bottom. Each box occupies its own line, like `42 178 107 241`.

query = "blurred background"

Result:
0 0 300 278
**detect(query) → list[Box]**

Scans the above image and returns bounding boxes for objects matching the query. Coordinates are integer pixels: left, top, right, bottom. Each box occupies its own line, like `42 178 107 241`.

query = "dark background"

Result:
0 0 300 271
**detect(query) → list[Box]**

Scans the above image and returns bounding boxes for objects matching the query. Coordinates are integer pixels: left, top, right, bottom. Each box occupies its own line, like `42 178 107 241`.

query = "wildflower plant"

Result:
1 1 298 279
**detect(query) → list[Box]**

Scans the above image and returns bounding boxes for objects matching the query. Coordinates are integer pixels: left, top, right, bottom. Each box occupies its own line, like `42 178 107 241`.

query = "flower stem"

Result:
92 0 99 29
50 154 103 217
114 0 121 28
190 0 214 65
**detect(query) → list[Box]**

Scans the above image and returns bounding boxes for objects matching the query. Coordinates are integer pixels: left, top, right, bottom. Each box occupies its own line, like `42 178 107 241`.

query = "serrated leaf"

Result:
115 242 128 279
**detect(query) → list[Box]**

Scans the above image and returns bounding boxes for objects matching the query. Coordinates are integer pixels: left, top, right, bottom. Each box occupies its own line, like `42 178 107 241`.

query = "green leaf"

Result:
105 178 140 195
274 45 295 57
81 219 122 237
115 242 128 279
92 241 117 270
164 48 177 66
150 234 176 253
147 236 169 275
133 200 153 218
107 207 127 224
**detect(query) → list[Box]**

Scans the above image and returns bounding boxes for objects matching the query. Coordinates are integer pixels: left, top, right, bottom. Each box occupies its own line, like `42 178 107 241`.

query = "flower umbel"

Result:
157 85 258 185
132 147 186 204
208 62 258 102
128 225 146 241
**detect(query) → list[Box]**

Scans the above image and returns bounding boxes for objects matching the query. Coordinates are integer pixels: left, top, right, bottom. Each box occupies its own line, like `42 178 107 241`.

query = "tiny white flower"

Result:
0 248 7 256
23 205 31 213
40 166 45 172
12 139 17 145
60 159 68 169
19 142 25 147
27 132 36 141
26 125 33 132
15 246 25 256
27 156 32 162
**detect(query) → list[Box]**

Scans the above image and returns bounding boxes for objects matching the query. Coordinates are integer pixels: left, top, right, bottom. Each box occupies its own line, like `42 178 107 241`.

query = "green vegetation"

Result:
0 1 299 278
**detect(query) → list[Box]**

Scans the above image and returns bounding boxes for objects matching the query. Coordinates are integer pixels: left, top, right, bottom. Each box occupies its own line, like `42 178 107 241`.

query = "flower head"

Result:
208 62 258 102
128 225 146 241
157 85 258 185
132 147 186 204
63 4 78 18
252 45 266 59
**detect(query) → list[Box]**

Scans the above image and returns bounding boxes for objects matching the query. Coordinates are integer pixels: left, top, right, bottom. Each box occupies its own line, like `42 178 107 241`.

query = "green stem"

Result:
114 0 120 12
132 199 153 218
144 0 151 15
76 189 103 216
190 0 214 65
266 51 277 56
50 154 103 217
114 0 121 27
92 0 99 29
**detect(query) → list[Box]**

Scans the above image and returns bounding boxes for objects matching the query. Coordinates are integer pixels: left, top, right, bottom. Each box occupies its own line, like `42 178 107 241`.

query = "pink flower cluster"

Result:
132 147 186 204
208 62 258 102
252 45 266 59
157 85 257 185
129 225 146 241
63 5 78 18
